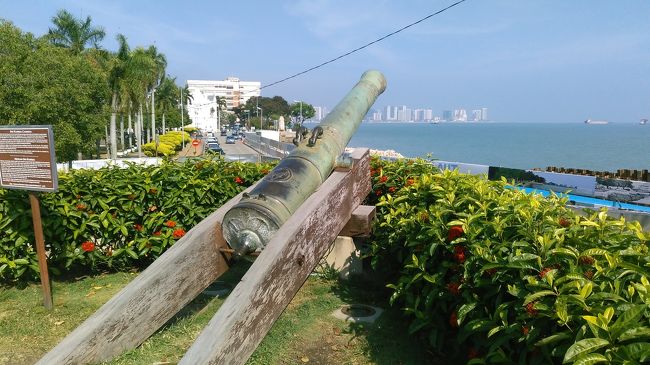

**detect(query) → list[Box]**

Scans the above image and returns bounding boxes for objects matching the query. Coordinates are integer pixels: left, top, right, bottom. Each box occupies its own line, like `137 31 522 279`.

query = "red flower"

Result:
468 348 479 359
447 225 464 241
81 241 95 252
388 186 396 193
453 246 466 263
134 224 143 232
375 190 382 196
234 176 244 185
539 267 553 279
379 175 388 183
406 178 415 186
584 270 594 280
149 188 158 194
449 311 458 328
447 282 461 295
173 229 186 239
521 326 530 336
525 302 538 316
165 220 176 228
261 169 269 175
559 217 571 227
486 268 497 277
153 231 161 236
76 203 86 211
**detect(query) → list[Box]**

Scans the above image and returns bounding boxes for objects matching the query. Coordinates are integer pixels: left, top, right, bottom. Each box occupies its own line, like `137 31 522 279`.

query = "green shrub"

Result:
143 142 175 157
0 157 274 283
369 158 650 364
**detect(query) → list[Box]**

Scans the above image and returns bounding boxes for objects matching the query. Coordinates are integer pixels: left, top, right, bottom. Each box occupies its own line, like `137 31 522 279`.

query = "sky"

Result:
1 0 649 123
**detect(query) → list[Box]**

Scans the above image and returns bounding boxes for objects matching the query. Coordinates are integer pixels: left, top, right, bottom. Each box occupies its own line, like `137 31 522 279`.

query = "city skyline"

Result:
1 1 649 123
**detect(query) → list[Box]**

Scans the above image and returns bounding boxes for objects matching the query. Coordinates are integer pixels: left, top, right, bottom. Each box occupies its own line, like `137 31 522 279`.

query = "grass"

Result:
0 265 433 365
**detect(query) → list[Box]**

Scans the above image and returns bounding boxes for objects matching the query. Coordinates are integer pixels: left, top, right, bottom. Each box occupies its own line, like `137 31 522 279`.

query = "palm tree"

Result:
155 77 180 133
107 34 131 159
145 45 167 141
216 96 227 130
47 9 105 54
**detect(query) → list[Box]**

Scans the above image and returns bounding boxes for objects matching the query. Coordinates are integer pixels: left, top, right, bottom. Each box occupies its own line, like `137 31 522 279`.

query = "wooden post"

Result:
36 189 243 364
29 192 53 310
179 148 370 365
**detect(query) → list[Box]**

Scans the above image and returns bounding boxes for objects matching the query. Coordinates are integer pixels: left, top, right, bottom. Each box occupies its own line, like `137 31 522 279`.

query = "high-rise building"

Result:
186 77 260 131
481 107 488 121
424 109 433 121
472 109 482 121
313 106 328 121
385 105 398 121
454 109 468 122
442 110 453 121
372 111 382 121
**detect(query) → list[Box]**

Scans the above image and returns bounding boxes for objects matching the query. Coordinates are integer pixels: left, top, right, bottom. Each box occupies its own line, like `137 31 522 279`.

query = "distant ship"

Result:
584 119 609 125
641 119 648 125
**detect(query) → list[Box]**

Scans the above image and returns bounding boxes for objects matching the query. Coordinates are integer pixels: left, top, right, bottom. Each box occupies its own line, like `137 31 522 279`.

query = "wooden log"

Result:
339 205 376 237
35 188 257 364
179 148 370 365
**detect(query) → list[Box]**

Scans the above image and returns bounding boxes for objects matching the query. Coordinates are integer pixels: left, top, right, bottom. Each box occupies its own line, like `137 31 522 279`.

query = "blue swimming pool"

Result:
512 187 650 213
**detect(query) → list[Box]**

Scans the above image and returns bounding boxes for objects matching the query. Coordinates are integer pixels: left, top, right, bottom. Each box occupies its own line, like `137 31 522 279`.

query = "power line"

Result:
258 0 468 91
186 0 468 106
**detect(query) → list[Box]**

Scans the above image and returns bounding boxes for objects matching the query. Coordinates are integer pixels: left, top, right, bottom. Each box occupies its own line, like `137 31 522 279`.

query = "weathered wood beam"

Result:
339 205 376 237
179 148 370 365
35 189 255 364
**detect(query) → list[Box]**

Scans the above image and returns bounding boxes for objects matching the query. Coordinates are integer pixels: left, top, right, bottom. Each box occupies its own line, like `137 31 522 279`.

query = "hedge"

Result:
0 156 274 283
368 157 650 364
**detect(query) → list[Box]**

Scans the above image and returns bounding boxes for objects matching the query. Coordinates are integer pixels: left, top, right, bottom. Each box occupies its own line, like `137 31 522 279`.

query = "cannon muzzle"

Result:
222 70 386 256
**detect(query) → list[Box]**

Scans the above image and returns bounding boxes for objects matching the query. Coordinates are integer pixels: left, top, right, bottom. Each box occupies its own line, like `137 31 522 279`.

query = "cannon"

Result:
37 71 384 365
222 70 386 256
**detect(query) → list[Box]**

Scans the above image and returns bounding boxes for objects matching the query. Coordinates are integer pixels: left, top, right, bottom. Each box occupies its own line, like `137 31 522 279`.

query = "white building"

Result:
454 109 468 122
186 77 261 132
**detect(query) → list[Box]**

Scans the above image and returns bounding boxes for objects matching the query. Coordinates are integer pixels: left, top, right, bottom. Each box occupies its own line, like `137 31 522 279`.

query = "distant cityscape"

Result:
312 105 489 122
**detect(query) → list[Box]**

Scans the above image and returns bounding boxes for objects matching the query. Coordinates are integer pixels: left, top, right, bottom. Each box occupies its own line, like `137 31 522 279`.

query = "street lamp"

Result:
256 106 263 130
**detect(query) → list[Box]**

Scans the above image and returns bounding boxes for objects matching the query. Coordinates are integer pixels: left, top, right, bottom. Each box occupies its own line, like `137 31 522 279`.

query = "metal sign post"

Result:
0 125 58 309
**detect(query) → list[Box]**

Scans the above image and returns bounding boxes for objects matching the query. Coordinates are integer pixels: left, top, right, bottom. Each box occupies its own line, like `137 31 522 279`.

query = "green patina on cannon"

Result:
222 70 386 256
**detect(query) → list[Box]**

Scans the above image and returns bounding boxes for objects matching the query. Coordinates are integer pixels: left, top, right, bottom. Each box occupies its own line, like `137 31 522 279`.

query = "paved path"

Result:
214 135 259 157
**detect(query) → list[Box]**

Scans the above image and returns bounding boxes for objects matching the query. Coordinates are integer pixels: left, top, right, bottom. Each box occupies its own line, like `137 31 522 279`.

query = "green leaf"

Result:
556 297 569 324
618 326 650 342
125 248 138 260
549 247 578 260
610 304 648 340
524 290 557 305
572 353 608 365
563 338 610 364
13 258 29 265
535 332 572 347
457 302 477 325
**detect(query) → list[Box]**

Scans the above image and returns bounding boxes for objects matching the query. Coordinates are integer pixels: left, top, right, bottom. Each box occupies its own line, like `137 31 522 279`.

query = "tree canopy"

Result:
47 9 105 54
0 20 109 161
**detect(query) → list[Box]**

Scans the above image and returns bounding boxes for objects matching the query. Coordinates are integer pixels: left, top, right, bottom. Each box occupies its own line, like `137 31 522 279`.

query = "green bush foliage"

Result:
0 157 274 283
369 158 650 364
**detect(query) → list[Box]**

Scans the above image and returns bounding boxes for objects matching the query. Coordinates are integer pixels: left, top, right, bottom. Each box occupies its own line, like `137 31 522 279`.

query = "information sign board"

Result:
0 125 58 192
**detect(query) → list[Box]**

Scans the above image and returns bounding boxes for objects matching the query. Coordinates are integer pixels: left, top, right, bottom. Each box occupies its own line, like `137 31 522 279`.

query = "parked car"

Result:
206 137 218 144
225 136 236 144
206 142 223 154
220 129 227 136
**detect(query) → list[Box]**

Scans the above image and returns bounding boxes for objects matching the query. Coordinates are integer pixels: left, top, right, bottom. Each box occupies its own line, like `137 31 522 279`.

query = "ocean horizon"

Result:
337 121 650 171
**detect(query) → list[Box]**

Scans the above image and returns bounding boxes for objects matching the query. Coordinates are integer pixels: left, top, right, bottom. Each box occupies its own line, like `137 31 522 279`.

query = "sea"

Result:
343 122 650 172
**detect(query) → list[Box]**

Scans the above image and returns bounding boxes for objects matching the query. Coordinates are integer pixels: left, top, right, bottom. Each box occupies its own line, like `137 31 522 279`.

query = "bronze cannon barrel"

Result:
222 70 386 256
